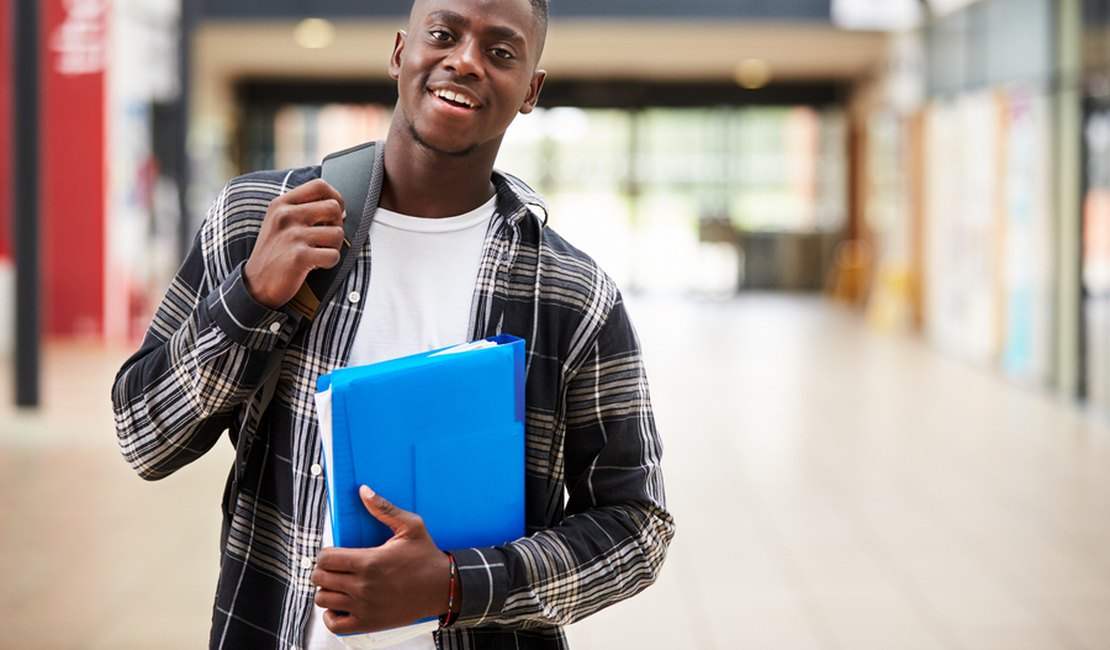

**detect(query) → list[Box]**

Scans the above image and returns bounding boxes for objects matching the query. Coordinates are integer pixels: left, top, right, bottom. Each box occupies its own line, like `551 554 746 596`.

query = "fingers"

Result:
311 520 447 634
269 179 346 230
315 547 362 574
283 178 346 215
314 587 353 612
323 608 363 635
359 485 427 538
272 195 346 229
288 221 345 272
302 224 346 250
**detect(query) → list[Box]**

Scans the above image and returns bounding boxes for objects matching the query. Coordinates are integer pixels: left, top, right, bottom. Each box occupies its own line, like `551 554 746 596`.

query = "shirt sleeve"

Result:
450 294 675 628
111 179 296 481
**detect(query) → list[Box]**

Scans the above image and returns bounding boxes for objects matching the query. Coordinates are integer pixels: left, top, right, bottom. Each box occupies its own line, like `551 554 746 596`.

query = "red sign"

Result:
43 0 108 337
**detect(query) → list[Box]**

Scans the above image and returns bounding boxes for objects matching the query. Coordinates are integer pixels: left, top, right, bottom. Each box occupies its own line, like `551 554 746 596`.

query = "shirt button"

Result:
269 322 281 334
348 291 361 304
301 556 313 570
310 463 323 477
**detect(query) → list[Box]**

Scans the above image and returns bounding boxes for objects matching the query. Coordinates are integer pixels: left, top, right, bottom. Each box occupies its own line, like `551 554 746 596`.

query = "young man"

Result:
112 0 674 648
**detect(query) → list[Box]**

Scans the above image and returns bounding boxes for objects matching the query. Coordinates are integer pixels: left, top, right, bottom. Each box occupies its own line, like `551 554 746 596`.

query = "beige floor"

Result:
3 294 1110 649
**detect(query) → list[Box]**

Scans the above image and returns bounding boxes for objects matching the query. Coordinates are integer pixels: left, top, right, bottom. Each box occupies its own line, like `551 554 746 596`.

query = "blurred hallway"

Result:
4 294 1110 649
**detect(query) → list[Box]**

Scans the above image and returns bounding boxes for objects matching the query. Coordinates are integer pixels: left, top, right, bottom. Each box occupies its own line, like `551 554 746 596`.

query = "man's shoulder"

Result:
199 165 323 252
538 226 601 272
206 166 323 230
535 225 622 318
492 171 620 308
225 165 322 196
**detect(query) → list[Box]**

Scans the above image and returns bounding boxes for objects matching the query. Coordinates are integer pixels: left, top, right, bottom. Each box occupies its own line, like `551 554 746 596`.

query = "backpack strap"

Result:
288 140 384 320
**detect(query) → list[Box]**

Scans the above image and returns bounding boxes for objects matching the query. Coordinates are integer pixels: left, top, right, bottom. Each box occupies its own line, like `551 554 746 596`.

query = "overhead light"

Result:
294 18 336 50
734 59 772 90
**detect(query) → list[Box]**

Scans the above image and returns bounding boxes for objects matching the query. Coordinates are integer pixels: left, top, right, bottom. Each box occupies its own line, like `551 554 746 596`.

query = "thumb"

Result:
359 485 425 538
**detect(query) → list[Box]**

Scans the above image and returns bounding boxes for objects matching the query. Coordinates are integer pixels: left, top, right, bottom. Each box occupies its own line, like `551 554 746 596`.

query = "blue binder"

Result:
316 335 526 551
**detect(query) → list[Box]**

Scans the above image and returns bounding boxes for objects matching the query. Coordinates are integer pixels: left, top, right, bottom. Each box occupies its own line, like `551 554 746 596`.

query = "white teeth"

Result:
434 89 475 108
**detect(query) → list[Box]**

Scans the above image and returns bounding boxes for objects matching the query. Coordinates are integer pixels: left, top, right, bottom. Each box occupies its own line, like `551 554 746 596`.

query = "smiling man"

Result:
112 0 674 648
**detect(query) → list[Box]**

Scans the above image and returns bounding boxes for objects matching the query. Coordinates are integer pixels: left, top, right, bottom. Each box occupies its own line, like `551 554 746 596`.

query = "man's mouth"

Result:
431 88 480 110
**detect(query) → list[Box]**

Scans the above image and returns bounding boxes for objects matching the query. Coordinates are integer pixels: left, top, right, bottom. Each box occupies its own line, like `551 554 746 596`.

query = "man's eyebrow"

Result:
427 10 526 44
428 10 468 26
484 23 525 43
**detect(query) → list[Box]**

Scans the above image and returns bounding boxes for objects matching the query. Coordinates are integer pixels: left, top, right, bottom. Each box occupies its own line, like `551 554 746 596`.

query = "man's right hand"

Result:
243 179 347 310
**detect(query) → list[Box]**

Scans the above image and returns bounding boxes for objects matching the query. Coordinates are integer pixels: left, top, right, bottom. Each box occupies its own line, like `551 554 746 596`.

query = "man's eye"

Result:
491 48 514 60
430 30 452 42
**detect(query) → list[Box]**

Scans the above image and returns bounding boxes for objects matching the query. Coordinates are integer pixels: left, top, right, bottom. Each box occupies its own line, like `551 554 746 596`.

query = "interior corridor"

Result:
2 294 1110 649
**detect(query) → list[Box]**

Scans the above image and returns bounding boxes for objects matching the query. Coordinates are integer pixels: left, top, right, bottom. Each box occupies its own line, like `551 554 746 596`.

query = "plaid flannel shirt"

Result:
112 160 674 649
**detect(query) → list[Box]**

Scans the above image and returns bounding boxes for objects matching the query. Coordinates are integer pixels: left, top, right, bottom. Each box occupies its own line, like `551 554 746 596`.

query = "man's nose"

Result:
444 38 484 79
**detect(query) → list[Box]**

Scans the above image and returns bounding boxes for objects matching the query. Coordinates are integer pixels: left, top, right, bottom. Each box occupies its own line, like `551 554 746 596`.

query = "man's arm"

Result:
112 174 346 480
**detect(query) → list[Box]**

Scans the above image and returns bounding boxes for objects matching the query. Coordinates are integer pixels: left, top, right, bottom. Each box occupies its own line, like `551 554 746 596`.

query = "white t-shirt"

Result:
346 196 496 368
306 195 496 650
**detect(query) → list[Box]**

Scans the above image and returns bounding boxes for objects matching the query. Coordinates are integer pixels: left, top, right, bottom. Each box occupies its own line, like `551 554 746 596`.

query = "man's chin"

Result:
409 125 477 158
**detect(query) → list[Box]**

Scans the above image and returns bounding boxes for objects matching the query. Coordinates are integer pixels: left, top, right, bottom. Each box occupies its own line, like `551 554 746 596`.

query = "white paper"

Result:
338 621 439 649
314 387 336 499
430 339 497 356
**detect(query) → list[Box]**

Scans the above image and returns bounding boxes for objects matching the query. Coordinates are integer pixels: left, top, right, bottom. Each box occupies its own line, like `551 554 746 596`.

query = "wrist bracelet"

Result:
441 551 457 628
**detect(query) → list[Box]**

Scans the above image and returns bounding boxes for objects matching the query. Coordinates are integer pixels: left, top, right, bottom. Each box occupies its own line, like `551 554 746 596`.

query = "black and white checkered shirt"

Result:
112 158 674 649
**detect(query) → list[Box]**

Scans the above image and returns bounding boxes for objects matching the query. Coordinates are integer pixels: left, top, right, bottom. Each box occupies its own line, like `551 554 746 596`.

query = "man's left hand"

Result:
312 485 452 634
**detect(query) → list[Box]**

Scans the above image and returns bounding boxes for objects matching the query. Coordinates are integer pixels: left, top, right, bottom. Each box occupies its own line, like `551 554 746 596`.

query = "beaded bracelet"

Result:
441 551 457 628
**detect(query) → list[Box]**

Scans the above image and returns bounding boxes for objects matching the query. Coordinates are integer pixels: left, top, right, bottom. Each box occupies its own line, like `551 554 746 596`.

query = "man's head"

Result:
388 0 548 159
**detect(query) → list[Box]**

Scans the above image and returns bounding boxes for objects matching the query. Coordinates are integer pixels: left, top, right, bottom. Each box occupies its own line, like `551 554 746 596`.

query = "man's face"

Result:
389 0 546 158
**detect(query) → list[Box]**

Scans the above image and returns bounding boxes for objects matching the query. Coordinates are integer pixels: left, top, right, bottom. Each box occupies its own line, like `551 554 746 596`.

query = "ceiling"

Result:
191 18 889 126
195 19 890 84
197 0 831 20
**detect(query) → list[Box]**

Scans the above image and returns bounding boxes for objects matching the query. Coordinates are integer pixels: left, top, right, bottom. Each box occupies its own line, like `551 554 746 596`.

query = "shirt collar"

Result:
492 169 548 226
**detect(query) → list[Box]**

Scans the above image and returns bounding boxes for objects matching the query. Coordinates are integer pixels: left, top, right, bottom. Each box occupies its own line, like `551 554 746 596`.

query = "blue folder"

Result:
316 335 526 551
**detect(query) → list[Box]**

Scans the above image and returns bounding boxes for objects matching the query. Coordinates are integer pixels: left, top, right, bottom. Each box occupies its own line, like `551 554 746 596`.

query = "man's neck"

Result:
379 130 499 219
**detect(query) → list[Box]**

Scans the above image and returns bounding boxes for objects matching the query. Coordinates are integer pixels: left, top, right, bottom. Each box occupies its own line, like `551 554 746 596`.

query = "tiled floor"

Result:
3 294 1110 649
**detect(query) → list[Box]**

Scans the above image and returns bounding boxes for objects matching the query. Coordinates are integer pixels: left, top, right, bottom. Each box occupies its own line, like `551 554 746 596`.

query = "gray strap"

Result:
290 141 384 320
322 141 378 246
317 142 384 311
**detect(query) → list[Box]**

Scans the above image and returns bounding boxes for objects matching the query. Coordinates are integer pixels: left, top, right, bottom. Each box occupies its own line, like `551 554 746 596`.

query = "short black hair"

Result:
531 0 548 31
530 0 548 58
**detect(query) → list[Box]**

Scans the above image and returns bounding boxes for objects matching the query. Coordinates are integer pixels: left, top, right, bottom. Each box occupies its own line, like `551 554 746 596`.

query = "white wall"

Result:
0 259 12 359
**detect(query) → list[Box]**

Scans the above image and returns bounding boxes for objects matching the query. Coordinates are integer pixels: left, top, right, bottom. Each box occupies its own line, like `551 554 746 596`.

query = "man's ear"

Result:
519 69 547 115
388 30 407 80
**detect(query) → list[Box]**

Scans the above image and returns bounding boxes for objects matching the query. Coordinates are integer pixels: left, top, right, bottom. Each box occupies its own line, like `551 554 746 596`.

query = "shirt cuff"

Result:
205 262 295 350
449 546 511 627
